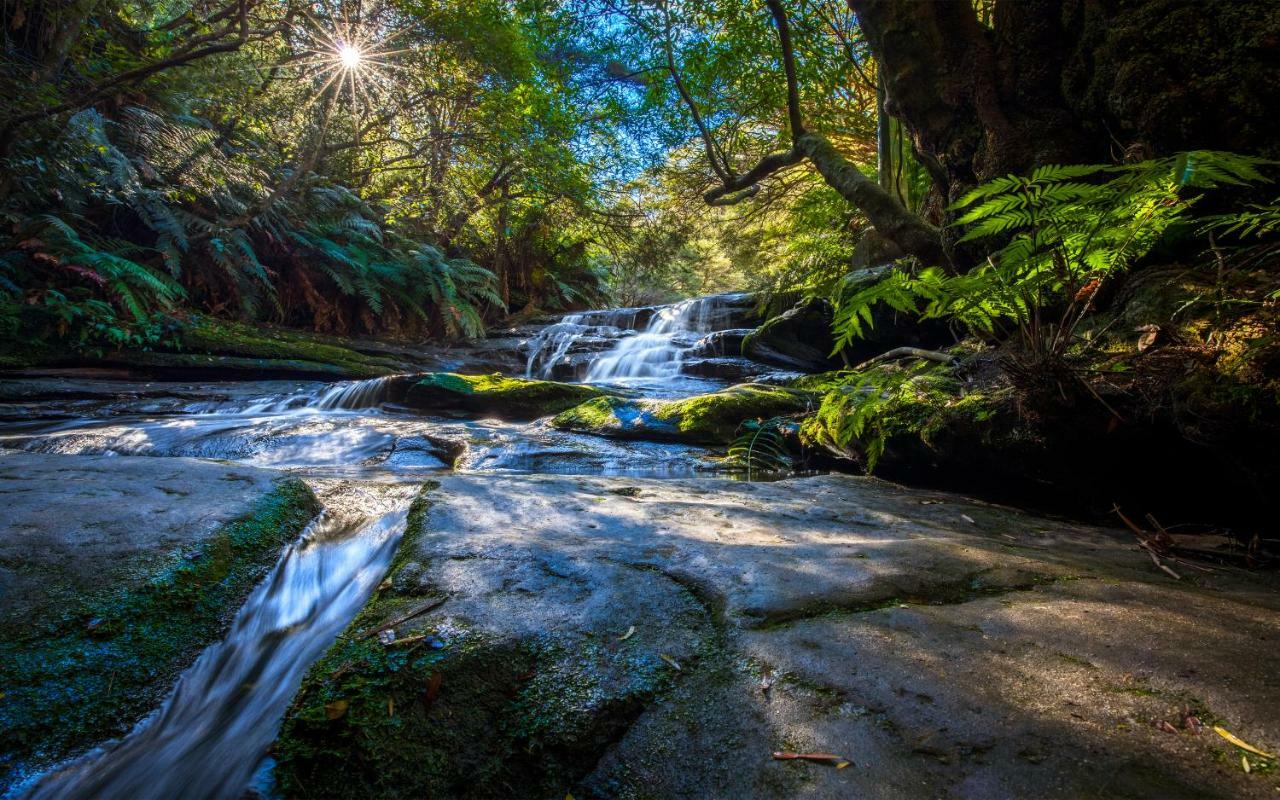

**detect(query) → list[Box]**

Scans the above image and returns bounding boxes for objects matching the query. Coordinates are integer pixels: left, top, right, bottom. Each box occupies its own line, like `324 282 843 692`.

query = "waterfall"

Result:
523 294 748 383
204 376 399 415
584 295 735 382
523 313 590 378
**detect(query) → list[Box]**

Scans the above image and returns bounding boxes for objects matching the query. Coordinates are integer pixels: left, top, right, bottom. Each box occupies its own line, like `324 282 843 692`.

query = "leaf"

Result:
1136 325 1160 352
759 665 774 693
659 653 682 671
1213 726 1275 758
324 699 349 720
619 625 635 641
425 673 443 705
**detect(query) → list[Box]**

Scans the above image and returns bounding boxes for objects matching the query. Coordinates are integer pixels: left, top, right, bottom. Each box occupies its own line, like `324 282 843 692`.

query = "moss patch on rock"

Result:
552 383 815 444
171 316 402 378
401 372 609 420
0 314 403 379
0 478 319 787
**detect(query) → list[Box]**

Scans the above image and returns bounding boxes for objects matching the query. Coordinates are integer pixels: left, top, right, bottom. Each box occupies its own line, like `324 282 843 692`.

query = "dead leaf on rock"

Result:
324 699 349 720
1213 726 1275 759
1136 324 1160 352
659 653 682 671
759 665 774 693
772 752 850 766
619 625 635 641
425 673 443 705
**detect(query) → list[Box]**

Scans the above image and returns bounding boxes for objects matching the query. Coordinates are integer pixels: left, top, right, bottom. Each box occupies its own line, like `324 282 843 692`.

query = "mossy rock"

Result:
0 314 403 379
173 316 402 378
552 383 816 444
401 372 609 420
0 471 319 789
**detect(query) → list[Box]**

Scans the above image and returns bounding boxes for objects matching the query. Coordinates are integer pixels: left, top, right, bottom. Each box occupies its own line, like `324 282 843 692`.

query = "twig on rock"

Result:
855 347 958 371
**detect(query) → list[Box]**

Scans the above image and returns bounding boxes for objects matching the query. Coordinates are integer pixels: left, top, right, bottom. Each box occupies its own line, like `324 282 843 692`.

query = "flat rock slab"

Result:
276 473 1280 799
0 452 318 789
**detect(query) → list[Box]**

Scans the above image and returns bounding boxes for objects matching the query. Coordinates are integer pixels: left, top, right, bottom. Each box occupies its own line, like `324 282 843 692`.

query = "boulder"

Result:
0 454 319 789
742 298 842 372
551 383 815 444
398 372 610 420
687 328 754 358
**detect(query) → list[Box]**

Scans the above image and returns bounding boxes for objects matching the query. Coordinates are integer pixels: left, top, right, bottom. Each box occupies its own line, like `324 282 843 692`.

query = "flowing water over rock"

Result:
522 293 769 390
0 343 733 798
23 483 413 800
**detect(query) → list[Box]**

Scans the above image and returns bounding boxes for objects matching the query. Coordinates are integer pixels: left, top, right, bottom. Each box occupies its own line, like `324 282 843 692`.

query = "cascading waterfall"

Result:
523 294 746 383
22 496 413 800
231 375 399 415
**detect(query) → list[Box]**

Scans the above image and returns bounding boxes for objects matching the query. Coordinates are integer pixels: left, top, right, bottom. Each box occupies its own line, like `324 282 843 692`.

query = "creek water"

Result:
2 294 763 799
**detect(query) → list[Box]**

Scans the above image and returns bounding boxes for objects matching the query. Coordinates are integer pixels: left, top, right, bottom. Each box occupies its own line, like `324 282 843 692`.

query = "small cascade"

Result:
311 376 397 411
584 295 741 382
216 376 399 415
22 490 415 800
524 313 591 378
523 294 751 383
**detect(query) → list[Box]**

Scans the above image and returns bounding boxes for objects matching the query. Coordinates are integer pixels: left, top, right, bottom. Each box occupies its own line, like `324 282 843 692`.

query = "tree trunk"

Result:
796 133 944 267
850 0 1280 212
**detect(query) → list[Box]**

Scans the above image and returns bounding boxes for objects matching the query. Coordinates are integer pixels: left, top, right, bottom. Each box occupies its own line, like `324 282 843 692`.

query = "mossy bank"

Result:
0 455 320 792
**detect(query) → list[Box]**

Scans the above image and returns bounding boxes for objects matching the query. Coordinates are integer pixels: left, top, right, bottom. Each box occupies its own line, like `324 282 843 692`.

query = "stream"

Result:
2 293 770 800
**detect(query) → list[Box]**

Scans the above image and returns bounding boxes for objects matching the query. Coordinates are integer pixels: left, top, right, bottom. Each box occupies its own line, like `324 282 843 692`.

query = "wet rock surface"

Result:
274 473 1280 799
0 453 319 791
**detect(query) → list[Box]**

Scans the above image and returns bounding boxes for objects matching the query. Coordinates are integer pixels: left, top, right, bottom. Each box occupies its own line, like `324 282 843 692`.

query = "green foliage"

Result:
802 363 959 471
726 416 796 478
832 151 1275 361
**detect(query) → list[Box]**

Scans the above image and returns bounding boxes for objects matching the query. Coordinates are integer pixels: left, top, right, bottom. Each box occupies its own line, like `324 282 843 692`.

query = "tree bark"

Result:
694 0 946 267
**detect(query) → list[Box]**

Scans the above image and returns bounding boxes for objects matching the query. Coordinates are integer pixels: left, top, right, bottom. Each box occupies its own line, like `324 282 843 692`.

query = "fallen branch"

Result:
1113 505 1182 580
855 347 959 371
358 596 449 640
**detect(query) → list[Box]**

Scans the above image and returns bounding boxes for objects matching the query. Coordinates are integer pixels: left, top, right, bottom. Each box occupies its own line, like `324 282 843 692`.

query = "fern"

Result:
833 151 1275 361
726 417 796 478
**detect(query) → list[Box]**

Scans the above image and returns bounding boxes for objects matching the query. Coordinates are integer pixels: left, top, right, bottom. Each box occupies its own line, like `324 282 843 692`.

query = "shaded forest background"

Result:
2 0 1280 526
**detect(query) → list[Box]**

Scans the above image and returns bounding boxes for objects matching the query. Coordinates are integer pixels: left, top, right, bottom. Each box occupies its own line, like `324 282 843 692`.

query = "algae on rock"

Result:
401 372 610 420
552 383 816 444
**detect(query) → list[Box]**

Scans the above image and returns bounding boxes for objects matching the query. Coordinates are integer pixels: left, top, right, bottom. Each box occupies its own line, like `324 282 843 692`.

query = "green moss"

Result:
0 314 400 378
403 372 609 420
552 384 814 444
177 316 399 378
0 478 319 787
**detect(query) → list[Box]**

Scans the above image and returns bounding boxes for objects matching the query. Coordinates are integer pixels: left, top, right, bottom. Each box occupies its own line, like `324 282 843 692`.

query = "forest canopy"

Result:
1 0 1277 351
